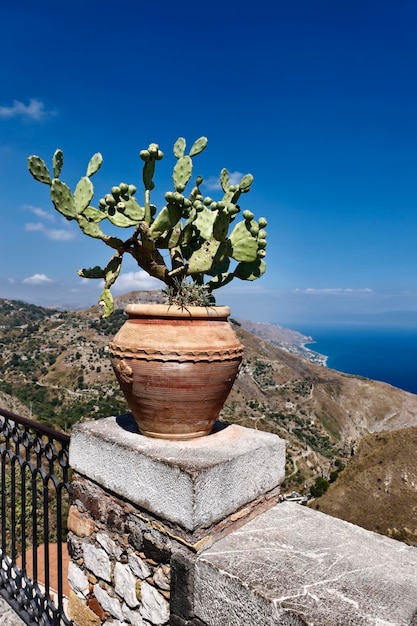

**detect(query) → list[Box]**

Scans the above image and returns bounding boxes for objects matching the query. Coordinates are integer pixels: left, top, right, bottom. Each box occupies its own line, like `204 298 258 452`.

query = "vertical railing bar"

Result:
10 456 17 562
21 460 27 572
1 449 7 555
31 467 39 587
55 483 64 613
43 475 50 596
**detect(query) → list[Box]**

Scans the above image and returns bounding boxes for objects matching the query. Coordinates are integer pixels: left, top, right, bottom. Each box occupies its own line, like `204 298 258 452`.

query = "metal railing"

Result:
0 407 71 625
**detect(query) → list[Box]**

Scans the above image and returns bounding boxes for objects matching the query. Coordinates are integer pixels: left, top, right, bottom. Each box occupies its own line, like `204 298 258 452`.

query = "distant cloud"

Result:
23 204 55 221
25 221 75 241
22 274 53 285
204 171 243 191
295 288 373 295
111 271 161 293
0 98 55 121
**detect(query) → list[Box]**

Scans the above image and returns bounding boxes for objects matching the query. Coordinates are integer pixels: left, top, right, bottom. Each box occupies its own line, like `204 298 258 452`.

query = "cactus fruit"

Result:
28 136 267 316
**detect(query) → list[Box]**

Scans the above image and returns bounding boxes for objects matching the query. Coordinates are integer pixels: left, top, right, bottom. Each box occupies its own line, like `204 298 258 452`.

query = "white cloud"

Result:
23 204 55 221
295 288 373 295
0 99 53 121
25 221 75 241
76 271 161 293
203 171 243 191
111 271 161 293
22 274 53 285
25 222 45 232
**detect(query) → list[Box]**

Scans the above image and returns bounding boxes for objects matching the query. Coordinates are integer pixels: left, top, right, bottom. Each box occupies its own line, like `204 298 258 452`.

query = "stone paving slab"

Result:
195 502 417 625
0 598 25 626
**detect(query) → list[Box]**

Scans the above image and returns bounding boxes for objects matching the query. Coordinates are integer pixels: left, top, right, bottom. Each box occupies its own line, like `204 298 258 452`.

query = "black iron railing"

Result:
0 407 71 626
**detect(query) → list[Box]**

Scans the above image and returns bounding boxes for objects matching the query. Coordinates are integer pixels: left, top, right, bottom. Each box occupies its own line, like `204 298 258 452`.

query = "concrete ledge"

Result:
69 415 286 531
195 502 417 625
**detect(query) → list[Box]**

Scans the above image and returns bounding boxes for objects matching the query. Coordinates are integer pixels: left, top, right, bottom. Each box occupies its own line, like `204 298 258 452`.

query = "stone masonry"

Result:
67 416 286 626
66 414 417 625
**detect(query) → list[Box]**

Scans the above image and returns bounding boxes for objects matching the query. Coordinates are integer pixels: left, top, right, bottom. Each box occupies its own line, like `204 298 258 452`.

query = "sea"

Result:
291 323 417 396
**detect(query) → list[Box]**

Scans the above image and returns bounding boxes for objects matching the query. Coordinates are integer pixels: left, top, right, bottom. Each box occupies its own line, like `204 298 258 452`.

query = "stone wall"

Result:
67 416 417 625
68 474 170 626
67 417 285 626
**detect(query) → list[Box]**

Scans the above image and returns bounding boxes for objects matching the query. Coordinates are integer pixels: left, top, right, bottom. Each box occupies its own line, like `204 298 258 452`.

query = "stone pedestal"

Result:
67 416 286 626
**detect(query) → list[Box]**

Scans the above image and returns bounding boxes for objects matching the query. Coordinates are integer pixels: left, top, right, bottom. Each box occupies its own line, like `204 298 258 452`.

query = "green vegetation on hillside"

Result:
1 296 417 545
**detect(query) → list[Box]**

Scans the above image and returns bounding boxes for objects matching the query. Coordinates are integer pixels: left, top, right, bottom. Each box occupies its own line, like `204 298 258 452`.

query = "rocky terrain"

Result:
1 293 417 544
308 425 417 545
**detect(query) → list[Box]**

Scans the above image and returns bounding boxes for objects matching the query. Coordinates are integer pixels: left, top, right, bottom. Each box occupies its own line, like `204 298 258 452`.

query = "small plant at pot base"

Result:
162 277 215 308
28 136 267 316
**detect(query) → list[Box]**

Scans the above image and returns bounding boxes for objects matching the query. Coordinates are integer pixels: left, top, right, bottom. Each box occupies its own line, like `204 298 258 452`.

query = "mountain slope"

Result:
222 325 417 493
308 425 417 545
1 294 417 544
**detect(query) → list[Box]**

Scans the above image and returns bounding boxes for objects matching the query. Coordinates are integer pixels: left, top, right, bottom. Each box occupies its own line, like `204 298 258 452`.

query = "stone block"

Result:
93 584 124 621
68 561 90 597
68 590 101 626
83 544 111 582
140 581 170 624
70 415 286 531
114 562 139 608
194 502 417 625
67 506 95 538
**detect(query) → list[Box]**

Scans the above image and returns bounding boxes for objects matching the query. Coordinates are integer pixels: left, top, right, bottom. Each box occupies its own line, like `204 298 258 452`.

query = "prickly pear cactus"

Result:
27 136 267 316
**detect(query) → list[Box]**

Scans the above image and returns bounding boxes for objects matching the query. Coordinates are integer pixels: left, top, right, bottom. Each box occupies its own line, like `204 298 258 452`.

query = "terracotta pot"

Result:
108 304 244 440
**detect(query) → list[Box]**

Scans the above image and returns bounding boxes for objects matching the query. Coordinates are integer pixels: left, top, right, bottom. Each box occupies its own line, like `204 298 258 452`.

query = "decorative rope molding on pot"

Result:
108 344 244 363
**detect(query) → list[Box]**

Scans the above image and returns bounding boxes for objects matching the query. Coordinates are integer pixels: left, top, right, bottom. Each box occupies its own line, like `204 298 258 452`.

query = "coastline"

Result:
281 336 328 367
236 319 329 367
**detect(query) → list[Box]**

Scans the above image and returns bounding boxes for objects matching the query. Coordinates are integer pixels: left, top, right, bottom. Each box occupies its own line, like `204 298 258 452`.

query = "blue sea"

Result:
292 323 417 396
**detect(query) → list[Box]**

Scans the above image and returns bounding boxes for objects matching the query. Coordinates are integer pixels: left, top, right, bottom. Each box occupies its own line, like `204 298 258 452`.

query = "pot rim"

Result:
124 303 231 320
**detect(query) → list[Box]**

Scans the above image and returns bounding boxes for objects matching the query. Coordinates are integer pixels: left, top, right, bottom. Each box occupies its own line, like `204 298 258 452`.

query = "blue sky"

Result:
1 0 416 325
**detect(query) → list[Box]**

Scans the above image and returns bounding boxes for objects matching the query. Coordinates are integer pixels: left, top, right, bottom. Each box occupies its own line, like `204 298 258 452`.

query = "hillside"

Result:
1 294 417 544
308 425 417 545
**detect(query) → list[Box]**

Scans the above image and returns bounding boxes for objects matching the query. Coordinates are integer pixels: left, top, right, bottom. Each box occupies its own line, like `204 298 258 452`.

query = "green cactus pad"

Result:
173 137 186 158
78 265 106 279
189 136 208 157
239 173 254 192
143 159 156 191
52 150 64 178
150 205 183 234
229 221 259 262
81 206 106 223
50 179 77 219
181 221 197 246
74 177 94 214
86 153 103 178
167 226 182 249
213 211 231 242
104 256 122 286
187 239 225 273
234 258 266 281
123 197 145 221
106 208 139 228
102 235 124 249
98 288 114 317
205 256 230 277
207 271 234 290
28 156 52 185
193 207 216 241
155 223 182 249
220 168 230 193
78 215 106 239
173 156 192 192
